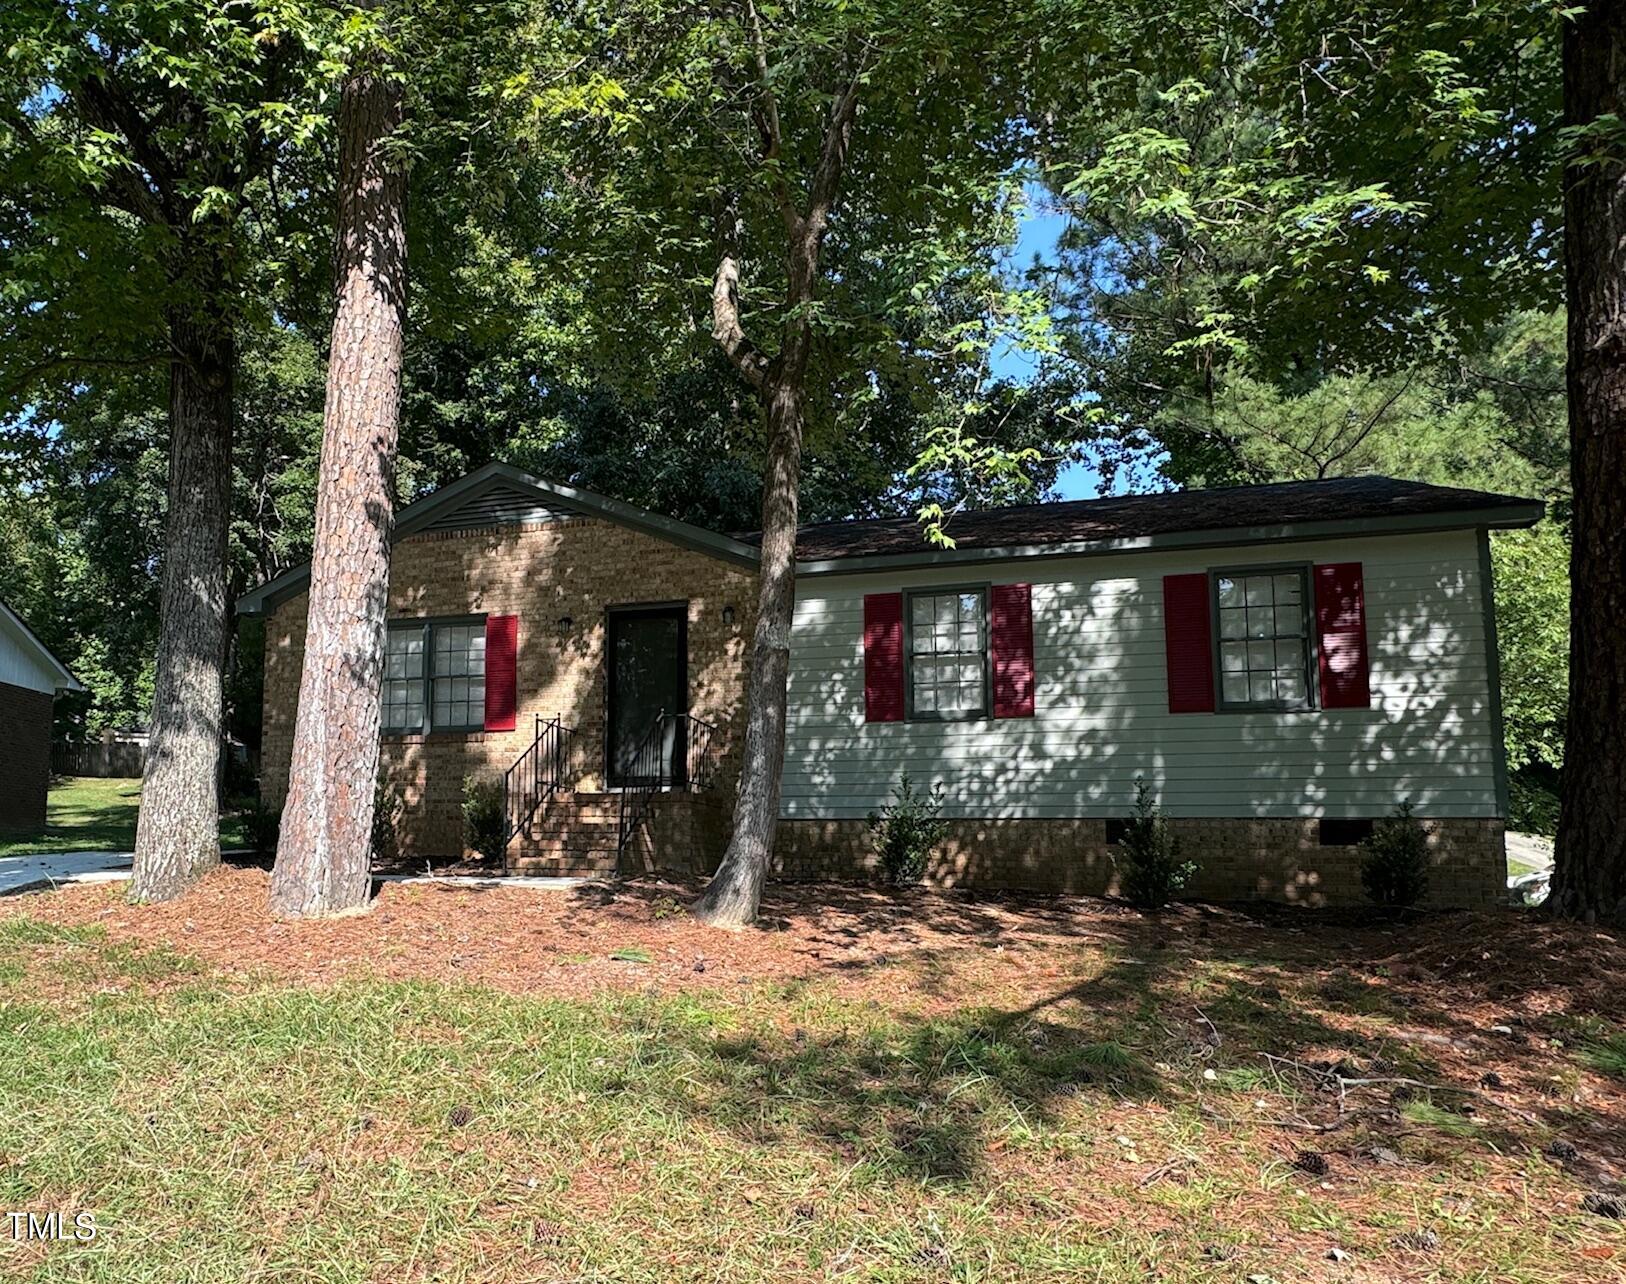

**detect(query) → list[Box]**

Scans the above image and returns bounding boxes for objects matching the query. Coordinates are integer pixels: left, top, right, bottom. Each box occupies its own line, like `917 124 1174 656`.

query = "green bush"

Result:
242 800 282 858
1116 779 1197 911
371 776 404 865
462 774 506 863
866 774 948 886
1509 769 1560 837
1360 800 1431 908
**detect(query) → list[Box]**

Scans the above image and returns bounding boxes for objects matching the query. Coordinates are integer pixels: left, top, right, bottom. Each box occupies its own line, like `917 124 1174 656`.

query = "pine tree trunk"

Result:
692 378 803 927
1551 5 1626 927
269 52 407 918
130 306 234 902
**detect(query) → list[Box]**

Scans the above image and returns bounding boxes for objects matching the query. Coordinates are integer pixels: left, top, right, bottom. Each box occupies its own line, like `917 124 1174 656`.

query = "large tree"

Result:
1550 4 1626 923
269 3 409 917
0 1 331 900
1037 1 1626 916
490 0 1047 925
1036 0 1559 446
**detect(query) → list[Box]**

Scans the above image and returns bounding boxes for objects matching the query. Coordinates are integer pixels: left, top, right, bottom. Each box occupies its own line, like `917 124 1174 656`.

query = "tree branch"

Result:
745 0 799 237
3 351 170 403
805 69 864 241
75 73 179 226
712 254 772 391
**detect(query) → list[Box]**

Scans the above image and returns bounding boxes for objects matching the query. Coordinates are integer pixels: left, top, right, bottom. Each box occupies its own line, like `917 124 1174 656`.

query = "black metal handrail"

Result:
503 714 574 844
615 710 720 860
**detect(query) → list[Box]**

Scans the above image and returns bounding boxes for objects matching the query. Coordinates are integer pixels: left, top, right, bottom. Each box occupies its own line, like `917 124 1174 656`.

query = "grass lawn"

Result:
0 777 248 858
1507 853 1546 879
0 872 1620 1282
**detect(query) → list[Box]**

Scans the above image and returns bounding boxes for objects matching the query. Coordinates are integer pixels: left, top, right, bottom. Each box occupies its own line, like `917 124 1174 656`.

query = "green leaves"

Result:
1043 0 1561 395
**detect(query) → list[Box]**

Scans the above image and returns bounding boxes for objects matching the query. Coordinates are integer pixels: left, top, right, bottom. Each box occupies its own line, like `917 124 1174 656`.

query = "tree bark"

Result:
692 375 804 926
693 79 860 928
269 50 407 918
1551 4 1626 926
129 303 234 902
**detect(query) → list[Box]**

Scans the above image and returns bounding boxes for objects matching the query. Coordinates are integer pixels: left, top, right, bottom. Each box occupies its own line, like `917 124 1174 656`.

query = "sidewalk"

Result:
0 850 586 897
0 850 133 896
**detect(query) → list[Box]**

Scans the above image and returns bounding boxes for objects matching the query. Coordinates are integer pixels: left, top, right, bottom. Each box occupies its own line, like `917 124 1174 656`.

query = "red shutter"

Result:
863 593 905 722
990 583 1036 718
484 614 518 731
1314 563 1371 709
1163 573 1216 713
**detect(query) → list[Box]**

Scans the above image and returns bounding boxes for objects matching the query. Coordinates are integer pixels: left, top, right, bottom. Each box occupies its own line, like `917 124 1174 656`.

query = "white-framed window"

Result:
906 587 988 720
1212 567 1313 710
382 618 486 733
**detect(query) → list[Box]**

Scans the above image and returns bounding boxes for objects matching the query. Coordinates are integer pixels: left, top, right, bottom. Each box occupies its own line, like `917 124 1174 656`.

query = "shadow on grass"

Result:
664 964 1171 1181
585 888 1626 1185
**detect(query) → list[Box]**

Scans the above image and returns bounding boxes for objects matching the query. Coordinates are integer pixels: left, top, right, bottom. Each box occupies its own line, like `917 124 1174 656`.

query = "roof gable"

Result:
236 462 760 615
0 599 82 693
418 481 577 533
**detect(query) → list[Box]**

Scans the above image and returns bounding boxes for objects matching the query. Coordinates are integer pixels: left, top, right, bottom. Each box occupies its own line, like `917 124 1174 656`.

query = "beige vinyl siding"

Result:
781 530 1499 821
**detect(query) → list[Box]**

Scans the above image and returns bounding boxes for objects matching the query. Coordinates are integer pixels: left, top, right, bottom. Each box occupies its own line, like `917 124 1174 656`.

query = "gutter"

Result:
792 502 1546 577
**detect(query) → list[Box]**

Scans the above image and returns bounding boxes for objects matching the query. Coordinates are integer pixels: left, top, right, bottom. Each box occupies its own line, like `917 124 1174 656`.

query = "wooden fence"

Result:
52 738 147 779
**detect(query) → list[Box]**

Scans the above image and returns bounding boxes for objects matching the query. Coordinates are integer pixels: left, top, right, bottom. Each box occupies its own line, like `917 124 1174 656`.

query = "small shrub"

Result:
1116 779 1196 910
867 774 949 886
372 776 404 864
461 774 506 863
1360 800 1431 908
242 799 282 858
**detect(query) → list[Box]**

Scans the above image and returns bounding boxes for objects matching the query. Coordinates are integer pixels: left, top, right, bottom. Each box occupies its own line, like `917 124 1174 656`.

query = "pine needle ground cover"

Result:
0 870 1620 1283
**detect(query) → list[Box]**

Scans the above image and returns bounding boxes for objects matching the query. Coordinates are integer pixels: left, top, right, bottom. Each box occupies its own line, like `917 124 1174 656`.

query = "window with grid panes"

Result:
381 619 486 732
382 627 426 732
907 589 987 718
1212 569 1313 709
431 622 486 730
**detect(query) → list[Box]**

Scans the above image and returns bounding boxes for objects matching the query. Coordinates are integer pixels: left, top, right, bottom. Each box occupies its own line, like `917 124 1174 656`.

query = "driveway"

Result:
0 851 132 896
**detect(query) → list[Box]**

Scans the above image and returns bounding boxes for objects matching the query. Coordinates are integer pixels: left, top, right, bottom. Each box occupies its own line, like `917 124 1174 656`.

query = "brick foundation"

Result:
771 816 1507 909
0 681 52 832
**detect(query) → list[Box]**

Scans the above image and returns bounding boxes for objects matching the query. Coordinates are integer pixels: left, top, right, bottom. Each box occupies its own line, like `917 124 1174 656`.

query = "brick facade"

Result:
0 681 53 832
772 816 1507 908
261 516 759 859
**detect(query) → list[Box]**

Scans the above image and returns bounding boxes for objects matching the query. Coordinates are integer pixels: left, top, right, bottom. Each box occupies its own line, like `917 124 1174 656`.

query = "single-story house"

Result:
0 599 83 831
238 463 1543 907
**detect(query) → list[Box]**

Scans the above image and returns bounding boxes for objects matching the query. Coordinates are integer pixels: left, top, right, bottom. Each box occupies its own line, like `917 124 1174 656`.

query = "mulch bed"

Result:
4 865 1620 1029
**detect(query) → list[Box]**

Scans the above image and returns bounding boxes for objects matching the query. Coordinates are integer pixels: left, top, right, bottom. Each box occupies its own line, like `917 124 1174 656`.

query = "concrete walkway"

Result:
374 872 588 891
0 850 586 897
1506 832 1554 874
0 851 133 896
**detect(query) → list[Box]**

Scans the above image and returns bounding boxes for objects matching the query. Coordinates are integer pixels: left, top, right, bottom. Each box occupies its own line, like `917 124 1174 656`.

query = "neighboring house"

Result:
0 599 83 831
239 463 1543 907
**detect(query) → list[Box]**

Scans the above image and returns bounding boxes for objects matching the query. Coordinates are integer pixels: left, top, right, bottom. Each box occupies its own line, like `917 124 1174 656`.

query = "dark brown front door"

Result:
606 605 687 787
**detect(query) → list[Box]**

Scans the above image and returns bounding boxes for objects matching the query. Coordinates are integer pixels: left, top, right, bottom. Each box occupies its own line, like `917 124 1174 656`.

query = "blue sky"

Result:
986 192 1116 502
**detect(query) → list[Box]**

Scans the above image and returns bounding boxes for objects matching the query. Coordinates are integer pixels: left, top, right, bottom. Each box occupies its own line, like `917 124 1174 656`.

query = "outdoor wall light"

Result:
556 615 574 637
721 605 736 628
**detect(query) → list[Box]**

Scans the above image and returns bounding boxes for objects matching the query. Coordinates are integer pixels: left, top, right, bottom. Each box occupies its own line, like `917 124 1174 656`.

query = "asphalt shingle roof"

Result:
744 476 1540 562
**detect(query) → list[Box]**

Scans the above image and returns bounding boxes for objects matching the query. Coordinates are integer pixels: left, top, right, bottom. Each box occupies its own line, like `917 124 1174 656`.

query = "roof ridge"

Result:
753 475 1488 540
